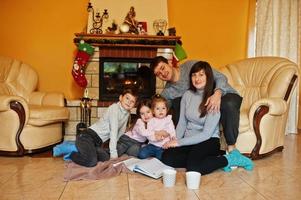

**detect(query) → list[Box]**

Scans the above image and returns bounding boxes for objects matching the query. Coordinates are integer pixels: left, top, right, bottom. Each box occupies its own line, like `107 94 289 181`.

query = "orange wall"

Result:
0 0 251 99
167 0 250 67
0 0 88 99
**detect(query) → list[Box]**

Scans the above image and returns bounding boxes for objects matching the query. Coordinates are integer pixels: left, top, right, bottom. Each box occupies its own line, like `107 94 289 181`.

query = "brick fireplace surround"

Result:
65 33 180 140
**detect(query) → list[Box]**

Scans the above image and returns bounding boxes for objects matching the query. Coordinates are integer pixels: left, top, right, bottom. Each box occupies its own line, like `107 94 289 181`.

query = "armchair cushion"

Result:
29 105 69 126
29 91 65 106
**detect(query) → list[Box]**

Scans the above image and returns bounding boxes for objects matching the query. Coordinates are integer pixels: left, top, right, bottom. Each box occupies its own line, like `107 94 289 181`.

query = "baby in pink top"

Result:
138 94 176 160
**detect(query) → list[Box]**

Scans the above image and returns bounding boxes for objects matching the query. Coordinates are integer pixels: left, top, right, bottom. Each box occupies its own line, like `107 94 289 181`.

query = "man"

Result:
150 56 242 153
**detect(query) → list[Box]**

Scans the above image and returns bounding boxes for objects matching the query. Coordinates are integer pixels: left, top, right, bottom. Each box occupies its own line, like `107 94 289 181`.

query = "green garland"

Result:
74 38 177 46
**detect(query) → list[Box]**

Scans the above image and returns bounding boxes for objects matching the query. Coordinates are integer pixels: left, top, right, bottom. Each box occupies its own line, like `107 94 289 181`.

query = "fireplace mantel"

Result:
74 33 181 49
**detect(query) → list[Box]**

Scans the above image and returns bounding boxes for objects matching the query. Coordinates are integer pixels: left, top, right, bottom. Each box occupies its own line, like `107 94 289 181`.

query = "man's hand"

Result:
163 139 178 149
154 130 170 141
205 89 222 113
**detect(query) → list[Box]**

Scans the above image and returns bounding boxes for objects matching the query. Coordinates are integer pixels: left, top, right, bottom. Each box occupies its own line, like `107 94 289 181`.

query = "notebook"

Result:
115 157 174 179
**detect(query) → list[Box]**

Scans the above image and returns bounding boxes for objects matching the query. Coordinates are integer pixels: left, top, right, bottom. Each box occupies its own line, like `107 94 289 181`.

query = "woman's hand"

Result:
205 89 222 113
163 139 178 149
154 130 170 141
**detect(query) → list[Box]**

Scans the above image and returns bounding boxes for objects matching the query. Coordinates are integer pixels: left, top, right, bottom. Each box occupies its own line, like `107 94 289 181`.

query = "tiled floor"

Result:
0 134 300 200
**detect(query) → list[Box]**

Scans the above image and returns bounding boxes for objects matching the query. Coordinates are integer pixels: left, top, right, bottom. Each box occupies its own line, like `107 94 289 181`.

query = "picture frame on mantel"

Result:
138 21 147 35
87 0 168 35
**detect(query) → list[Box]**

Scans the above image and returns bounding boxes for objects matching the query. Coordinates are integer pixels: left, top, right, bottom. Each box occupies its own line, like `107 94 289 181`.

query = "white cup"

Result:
185 171 201 189
162 169 177 187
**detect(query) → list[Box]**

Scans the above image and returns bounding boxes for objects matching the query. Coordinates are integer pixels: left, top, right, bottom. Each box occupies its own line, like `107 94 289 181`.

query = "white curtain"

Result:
255 0 299 134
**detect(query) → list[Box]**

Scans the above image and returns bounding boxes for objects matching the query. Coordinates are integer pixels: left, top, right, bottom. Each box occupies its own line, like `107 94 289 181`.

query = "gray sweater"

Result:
89 102 129 158
176 90 221 146
161 60 238 101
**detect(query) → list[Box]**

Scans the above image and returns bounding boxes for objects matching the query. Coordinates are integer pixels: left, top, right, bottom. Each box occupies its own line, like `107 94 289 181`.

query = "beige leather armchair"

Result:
220 57 298 159
0 56 69 156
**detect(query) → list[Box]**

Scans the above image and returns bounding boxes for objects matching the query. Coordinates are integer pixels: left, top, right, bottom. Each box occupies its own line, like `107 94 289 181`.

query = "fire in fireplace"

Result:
99 57 156 101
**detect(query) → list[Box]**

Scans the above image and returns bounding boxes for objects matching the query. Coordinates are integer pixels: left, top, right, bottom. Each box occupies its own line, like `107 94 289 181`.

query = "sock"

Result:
63 152 73 161
224 149 254 171
223 166 232 172
53 141 78 157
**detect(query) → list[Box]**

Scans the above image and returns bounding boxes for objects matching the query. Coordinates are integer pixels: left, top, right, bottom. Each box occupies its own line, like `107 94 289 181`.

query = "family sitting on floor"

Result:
54 56 254 175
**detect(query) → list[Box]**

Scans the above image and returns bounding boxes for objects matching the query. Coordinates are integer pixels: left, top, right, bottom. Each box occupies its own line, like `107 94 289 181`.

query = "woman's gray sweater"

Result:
176 90 221 146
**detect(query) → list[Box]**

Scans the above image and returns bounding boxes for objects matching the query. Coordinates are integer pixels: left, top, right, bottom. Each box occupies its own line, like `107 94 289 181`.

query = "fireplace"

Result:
64 34 180 140
73 33 180 105
99 57 155 101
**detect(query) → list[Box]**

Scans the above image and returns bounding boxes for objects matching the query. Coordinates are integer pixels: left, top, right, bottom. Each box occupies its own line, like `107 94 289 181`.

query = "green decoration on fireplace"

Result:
74 38 177 46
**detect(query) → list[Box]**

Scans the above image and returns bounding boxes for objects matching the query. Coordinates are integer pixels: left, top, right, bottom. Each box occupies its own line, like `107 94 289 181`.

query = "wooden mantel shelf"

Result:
74 33 181 48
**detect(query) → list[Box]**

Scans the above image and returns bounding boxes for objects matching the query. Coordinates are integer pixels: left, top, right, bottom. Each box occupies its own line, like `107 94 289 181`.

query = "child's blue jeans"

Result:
138 144 163 160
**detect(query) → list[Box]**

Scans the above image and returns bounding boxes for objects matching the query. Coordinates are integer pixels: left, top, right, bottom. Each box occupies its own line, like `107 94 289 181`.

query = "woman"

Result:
162 61 253 175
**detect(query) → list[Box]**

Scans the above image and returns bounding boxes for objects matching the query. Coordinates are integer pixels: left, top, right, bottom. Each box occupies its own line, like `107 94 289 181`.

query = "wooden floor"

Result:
1 135 301 200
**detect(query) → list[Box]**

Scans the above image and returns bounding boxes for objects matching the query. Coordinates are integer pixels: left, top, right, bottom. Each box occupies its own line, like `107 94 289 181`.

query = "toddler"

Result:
138 94 176 160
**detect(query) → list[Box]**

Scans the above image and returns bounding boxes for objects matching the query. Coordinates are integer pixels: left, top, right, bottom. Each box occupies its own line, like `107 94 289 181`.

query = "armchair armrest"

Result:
29 92 65 106
248 98 287 159
0 95 29 154
249 97 287 126
0 95 29 125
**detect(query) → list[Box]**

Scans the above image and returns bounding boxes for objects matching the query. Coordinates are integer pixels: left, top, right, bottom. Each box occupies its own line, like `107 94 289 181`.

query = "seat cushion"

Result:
28 105 69 126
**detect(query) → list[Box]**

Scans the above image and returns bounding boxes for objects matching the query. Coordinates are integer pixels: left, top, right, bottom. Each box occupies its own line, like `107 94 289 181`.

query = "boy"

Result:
70 89 138 167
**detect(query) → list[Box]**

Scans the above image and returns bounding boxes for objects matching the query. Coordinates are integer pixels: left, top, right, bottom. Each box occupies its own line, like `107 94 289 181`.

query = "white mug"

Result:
162 169 177 187
186 171 201 189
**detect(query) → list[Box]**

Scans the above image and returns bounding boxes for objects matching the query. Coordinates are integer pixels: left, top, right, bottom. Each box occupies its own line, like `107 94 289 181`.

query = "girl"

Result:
117 99 152 157
138 94 176 160
162 61 253 175
70 89 138 167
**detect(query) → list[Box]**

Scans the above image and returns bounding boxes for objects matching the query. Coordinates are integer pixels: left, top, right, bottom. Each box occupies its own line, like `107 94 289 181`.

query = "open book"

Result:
115 157 174 179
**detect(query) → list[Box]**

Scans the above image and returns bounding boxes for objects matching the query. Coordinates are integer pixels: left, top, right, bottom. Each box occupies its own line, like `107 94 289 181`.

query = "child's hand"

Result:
163 139 178 149
154 130 170 141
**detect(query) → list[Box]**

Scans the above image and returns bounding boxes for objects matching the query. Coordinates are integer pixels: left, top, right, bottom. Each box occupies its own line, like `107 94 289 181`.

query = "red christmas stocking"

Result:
72 40 94 88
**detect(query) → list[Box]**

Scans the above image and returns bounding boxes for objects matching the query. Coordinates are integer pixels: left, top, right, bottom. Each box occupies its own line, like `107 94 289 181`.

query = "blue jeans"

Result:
138 144 163 160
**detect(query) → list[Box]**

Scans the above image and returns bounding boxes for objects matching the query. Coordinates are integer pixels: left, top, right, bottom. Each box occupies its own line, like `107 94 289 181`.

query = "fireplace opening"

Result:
99 57 156 101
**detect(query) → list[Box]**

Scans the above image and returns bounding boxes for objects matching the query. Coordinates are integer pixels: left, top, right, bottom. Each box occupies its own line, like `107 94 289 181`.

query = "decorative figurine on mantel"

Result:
123 6 139 34
168 27 176 36
153 19 167 36
106 20 118 34
87 2 109 34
